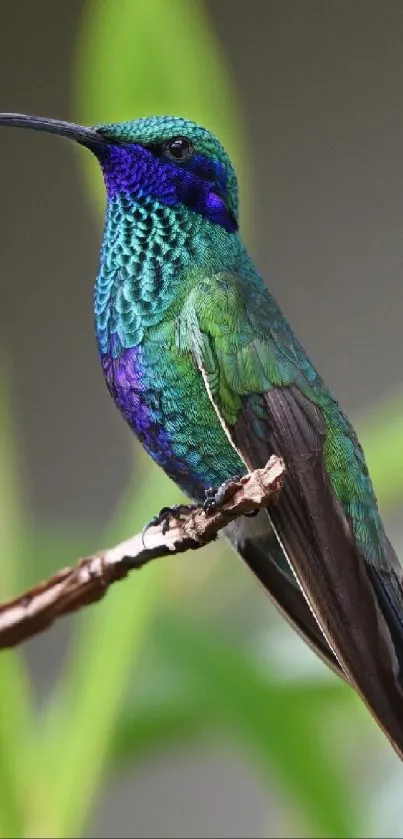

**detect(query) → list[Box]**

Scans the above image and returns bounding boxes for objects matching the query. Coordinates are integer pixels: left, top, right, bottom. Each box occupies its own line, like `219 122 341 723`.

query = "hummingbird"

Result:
1 111 403 758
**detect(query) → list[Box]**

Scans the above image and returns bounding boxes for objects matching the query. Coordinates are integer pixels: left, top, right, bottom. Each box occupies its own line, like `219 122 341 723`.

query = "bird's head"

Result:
0 113 239 234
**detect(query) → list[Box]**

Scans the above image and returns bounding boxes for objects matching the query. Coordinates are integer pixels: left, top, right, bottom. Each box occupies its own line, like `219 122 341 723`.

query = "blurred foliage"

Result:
0 1 403 838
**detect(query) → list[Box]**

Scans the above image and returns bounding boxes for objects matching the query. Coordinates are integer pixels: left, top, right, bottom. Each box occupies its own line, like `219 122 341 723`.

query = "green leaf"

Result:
157 615 359 839
108 627 354 772
110 693 207 767
0 370 36 837
0 655 32 839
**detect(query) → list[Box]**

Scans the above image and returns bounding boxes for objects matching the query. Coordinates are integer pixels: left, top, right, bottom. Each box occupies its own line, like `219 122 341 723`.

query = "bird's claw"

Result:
203 475 245 515
142 502 199 543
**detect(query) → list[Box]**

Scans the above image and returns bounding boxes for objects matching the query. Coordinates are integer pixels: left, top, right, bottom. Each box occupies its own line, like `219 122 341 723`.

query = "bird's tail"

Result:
223 511 346 681
225 513 403 759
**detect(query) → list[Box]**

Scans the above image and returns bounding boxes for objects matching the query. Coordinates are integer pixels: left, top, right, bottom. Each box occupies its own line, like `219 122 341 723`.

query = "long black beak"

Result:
0 113 106 151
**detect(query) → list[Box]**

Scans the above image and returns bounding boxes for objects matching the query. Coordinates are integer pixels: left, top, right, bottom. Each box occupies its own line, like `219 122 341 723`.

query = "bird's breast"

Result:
100 336 245 500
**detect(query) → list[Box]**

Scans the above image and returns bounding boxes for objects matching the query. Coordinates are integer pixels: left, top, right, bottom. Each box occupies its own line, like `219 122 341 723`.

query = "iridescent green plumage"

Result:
177 268 386 559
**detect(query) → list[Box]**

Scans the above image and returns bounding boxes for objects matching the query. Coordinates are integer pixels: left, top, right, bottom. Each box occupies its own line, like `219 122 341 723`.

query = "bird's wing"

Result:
177 271 403 757
176 271 345 680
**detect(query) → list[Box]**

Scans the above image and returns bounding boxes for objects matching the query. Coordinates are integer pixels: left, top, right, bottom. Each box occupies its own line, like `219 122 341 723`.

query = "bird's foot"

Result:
203 475 260 517
142 502 199 542
202 474 253 516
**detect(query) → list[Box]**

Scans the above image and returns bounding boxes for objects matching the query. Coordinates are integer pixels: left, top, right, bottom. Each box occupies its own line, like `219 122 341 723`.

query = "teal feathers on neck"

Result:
95 196 248 358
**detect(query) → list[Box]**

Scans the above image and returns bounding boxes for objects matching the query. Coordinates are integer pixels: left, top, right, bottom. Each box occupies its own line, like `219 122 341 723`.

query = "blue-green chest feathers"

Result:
95 196 248 498
95 197 195 356
94 195 245 357
100 330 245 500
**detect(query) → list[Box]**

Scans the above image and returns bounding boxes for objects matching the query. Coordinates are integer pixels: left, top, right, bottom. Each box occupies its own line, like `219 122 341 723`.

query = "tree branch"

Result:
0 456 285 650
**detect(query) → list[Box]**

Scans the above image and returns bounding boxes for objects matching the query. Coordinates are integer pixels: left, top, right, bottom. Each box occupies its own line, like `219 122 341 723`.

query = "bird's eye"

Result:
162 137 194 162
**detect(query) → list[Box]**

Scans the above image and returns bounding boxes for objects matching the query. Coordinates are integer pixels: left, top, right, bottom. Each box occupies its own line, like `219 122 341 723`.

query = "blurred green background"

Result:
1 1 403 836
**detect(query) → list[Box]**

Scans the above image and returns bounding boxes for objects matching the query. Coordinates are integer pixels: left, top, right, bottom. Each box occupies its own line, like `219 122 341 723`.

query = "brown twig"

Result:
0 456 285 650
